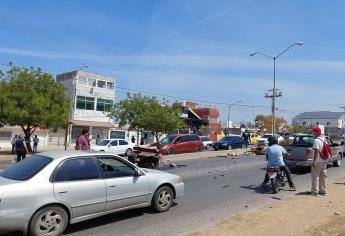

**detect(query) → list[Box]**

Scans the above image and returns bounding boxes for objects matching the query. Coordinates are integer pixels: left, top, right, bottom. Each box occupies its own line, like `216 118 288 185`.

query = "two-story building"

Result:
293 111 345 137
56 70 116 145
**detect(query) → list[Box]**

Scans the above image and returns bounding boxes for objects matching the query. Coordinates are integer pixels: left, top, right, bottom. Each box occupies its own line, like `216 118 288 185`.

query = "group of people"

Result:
10 134 40 162
262 127 330 196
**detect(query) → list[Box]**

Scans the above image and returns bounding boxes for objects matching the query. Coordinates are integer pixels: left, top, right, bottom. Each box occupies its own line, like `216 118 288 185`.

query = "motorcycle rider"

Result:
262 136 296 191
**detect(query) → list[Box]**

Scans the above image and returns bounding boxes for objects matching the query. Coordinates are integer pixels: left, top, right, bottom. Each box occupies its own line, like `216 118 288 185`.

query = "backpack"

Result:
317 138 332 160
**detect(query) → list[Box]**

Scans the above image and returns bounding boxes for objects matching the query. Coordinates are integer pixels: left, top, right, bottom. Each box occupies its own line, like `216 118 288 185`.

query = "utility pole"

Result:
340 106 345 134
265 88 282 134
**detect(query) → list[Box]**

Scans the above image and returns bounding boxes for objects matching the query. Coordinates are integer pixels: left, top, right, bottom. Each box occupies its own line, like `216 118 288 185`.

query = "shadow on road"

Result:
240 184 271 194
64 203 178 235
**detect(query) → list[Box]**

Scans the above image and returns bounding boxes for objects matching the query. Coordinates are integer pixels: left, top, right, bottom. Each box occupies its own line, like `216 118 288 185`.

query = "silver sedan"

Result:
0 151 184 236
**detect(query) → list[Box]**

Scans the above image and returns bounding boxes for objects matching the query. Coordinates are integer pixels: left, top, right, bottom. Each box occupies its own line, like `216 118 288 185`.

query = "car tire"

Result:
29 205 68 236
167 149 175 155
195 146 201 152
125 148 133 156
271 178 278 194
333 159 341 167
151 186 174 212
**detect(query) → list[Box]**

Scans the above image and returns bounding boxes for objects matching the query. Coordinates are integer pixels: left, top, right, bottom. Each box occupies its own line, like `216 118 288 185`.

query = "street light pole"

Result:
250 42 303 135
227 100 242 134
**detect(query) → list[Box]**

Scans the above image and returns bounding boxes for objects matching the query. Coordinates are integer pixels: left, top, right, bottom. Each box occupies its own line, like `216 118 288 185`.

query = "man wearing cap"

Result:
311 127 328 196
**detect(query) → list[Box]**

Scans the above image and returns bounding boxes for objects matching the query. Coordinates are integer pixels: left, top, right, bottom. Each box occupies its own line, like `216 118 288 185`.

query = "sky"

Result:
1 0 345 124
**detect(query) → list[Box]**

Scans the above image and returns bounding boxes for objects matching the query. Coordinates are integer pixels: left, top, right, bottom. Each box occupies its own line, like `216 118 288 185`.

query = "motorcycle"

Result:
266 166 286 193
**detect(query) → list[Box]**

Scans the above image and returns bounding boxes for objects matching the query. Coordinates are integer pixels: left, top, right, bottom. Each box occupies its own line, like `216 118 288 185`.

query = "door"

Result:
96 156 150 211
172 136 184 153
108 140 120 154
118 140 130 155
53 157 106 219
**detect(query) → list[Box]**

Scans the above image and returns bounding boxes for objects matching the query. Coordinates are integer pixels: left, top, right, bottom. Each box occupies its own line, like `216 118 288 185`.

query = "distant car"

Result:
257 134 284 145
91 139 134 156
158 134 204 155
200 136 213 149
250 134 260 144
0 151 184 236
213 135 243 150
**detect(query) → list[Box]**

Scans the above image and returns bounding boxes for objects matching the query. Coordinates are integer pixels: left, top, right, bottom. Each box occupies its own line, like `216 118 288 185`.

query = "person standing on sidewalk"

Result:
15 134 28 162
11 134 18 154
77 129 91 150
33 135 39 153
311 127 328 196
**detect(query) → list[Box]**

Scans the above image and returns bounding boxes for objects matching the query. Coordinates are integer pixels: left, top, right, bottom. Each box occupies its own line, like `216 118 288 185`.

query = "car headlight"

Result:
176 177 183 184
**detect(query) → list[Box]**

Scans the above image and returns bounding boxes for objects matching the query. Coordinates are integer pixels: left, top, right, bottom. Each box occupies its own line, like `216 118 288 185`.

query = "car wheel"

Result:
195 146 201 152
168 149 175 155
152 186 174 212
125 148 133 156
333 158 341 167
29 205 68 236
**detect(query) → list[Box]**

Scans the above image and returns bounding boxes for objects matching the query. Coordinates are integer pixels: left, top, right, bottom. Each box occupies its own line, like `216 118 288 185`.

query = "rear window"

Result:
0 155 52 181
293 136 314 146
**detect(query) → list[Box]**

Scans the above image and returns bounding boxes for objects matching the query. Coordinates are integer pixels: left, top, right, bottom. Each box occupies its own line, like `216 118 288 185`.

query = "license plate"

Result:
268 173 277 178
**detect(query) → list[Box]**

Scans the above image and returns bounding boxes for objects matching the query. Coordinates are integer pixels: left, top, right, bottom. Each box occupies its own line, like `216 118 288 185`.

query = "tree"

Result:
110 93 184 141
0 65 71 151
254 114 290 133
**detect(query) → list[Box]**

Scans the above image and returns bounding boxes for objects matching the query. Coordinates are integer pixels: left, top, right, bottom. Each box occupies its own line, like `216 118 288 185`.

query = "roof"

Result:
193 108 220 117
294 111 344 119
40 150 119 160
70 120 115 128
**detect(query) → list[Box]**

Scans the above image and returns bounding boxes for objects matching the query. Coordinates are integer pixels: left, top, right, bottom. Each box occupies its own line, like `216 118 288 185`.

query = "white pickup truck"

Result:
283 135 342 168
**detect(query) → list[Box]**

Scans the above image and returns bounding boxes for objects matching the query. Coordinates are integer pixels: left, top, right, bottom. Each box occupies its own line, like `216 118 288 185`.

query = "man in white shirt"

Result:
311 127 328 196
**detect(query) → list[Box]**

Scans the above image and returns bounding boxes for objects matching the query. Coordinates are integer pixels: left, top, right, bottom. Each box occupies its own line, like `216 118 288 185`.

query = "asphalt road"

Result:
2 154 345 236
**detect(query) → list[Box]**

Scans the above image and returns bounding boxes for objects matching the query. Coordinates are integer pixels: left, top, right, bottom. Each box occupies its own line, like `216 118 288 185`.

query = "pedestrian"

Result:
310 127 329 196
96 135 100 145
15 134 28 162
131 135 136 144
33 135 39 153
242 132 250 149
77 129 91 150
11 134 18 154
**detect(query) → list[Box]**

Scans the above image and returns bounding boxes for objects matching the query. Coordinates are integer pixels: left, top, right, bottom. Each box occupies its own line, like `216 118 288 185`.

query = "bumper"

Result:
0 212 29 233
174 183 184 198
284 159 313 167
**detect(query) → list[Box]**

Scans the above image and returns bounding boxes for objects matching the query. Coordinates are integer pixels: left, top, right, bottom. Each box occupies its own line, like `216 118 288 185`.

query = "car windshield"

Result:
160 135 177 145
293 136 314 146
221 136 234 141
0 155 52 181
262 134 273 139
97 140 110 146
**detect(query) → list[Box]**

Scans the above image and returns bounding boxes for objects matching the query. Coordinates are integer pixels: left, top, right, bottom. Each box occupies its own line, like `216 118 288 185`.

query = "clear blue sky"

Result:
1 0 345 124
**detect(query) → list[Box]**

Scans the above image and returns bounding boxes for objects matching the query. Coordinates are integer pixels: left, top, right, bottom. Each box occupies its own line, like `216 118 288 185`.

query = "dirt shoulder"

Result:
189 178 345 236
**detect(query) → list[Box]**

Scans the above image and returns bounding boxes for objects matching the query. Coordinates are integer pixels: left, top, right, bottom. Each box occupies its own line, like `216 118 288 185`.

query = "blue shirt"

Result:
267 144 286 167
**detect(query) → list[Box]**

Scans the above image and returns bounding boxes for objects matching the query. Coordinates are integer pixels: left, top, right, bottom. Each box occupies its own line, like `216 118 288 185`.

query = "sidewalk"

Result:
189 178 345 236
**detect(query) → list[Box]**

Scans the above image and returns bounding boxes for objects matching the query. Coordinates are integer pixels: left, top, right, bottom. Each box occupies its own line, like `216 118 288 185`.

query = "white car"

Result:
200 136 213 149
91 139 135 156
257 134 284 145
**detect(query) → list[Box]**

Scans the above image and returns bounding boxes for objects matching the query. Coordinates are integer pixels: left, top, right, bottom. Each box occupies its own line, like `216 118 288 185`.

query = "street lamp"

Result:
250 42 303 135
227 100 242 132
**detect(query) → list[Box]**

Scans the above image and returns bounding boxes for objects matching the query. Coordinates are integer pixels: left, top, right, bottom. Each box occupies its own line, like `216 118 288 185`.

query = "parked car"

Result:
283 135 342 167
213 135 243 150
257 134 284 145
200 136 213 149
0 151 184 236
158 134 204 155
250 134 260 144
91 139 134 156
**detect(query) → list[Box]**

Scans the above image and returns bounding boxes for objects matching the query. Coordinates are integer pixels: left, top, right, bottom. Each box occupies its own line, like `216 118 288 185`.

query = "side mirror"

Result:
134 168 143 176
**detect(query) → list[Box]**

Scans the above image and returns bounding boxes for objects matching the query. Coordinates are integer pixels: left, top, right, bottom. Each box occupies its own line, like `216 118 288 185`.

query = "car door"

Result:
181 135 193 152
108 140 120 154
96 156 150 211
118 140 130 154
53 157 106 219
172 136 184 154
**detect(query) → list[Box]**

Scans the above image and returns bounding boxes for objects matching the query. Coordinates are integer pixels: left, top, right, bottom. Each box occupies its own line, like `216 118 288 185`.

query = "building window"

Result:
107 82 114 90
97 80 106 88
327 122 330 126
88 78 96 86
78 76 88 85
97 99 113 112
302 121 306 125
76 96 95 110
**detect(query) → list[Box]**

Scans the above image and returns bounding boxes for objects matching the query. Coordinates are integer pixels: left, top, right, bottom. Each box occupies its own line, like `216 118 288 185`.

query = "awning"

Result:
70 120 115 128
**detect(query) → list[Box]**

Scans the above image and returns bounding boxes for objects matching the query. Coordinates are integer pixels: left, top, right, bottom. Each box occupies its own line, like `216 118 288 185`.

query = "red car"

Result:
158 134 204 155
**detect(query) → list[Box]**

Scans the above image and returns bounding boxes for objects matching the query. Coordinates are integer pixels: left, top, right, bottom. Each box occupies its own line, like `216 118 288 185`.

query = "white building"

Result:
293 111 345 137
56 70 116 146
